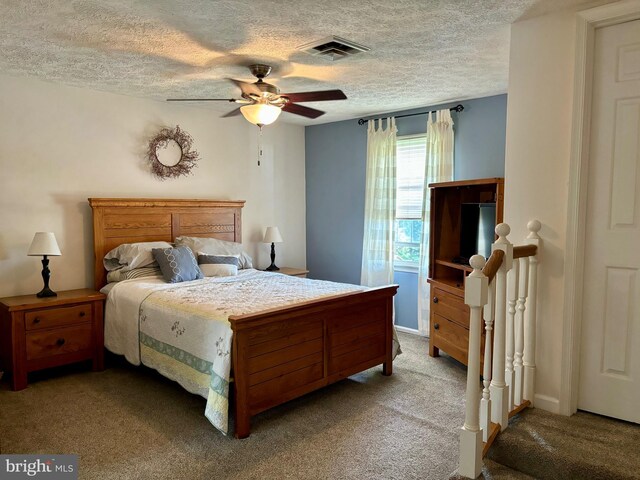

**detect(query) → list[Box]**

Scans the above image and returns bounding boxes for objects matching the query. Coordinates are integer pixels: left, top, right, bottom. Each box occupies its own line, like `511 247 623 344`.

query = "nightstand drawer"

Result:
26 324 93 360
25 304 92 331
432 288 469 328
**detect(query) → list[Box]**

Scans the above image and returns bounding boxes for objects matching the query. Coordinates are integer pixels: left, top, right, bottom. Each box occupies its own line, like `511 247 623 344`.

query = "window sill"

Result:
393 265 419 274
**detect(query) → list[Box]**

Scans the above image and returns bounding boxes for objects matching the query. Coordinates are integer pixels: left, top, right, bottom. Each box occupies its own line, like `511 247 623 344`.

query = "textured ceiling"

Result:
0 0 616 125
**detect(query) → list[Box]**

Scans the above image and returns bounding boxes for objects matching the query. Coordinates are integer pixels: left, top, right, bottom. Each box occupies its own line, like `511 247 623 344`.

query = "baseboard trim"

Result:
395 325 425 336
534 394 561 414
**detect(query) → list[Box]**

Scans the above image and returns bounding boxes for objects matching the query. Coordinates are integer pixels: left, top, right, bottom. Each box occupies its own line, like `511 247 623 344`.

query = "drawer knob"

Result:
33 317 41 324
56 338 66 346
433 297 439 304
434 323 440 330
79 311 86 317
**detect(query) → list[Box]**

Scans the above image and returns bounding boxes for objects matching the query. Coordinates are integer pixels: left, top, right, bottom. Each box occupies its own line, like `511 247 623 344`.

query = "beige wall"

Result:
0 74 306 298
504 10 580 413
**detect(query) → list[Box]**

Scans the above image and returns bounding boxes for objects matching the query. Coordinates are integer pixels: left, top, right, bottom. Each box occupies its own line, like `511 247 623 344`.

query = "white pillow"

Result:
175 236 253 269
199 263 238 277
103 241 172 272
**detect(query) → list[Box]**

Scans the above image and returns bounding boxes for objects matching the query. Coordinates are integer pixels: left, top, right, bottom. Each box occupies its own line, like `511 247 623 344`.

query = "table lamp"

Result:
28 232 61 298
263 227 283 271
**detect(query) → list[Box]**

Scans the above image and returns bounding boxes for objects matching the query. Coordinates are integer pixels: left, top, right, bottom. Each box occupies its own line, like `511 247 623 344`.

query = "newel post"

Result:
490 223 513 431
523 220 541 405
459 255 488 479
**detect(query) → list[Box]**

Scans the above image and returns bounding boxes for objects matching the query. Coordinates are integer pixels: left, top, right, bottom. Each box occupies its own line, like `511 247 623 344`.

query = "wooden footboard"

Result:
229 285 398 438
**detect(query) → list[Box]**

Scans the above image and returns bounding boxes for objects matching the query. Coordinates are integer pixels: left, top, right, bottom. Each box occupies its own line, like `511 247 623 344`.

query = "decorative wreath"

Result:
147 125 199 180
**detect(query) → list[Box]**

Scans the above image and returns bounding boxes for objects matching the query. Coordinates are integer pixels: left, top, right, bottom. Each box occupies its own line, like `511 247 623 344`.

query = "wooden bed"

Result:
89 198 398 438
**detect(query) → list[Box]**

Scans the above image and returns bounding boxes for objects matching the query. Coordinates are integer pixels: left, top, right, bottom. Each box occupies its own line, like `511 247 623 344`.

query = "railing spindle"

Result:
514 256 529 406
459 255 488 479
505 261 518 410
480 280 495 442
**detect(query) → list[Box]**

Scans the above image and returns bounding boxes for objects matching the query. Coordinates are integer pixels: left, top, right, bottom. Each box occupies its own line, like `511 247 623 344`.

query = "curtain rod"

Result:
357 104 464 125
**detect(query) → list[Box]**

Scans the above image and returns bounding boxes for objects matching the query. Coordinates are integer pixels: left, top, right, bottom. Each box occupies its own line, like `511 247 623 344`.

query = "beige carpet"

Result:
0 333 470 480
486 407 640 480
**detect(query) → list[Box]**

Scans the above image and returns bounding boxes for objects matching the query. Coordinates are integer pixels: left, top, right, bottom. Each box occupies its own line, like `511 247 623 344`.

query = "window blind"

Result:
396 136 427 219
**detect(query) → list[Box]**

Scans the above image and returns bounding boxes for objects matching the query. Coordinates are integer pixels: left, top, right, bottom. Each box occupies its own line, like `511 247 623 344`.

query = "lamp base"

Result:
265 242 279 271
36 287 57 298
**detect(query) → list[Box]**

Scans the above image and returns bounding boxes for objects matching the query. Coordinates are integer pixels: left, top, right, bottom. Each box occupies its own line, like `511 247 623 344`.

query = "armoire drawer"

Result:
431 313 469 363
432 287 470 328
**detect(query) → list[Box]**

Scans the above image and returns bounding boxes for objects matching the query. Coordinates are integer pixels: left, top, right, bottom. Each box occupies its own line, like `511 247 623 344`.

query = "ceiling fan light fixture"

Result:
240 103 281 127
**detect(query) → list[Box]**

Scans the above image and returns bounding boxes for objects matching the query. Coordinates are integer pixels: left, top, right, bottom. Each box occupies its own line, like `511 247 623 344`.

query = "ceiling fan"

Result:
167 64 347 126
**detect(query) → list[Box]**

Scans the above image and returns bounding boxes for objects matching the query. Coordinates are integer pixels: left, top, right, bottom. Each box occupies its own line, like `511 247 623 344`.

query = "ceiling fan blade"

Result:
229 78 262 97
222 107 243 118
280 90 347 103
282 103 325 119
167 98 236 102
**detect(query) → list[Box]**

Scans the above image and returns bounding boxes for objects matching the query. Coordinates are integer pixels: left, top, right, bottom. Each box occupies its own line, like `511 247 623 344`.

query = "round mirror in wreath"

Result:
147 125 199 180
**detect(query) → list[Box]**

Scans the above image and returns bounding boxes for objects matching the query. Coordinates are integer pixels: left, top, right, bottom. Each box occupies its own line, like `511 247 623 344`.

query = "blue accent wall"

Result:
305 118 367 286
305 94 507 330
393 270 418 327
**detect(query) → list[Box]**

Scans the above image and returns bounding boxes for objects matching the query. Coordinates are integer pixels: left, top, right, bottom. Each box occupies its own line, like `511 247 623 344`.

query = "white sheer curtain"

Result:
417 109 454 334
361 117 402 358
361 117 397 287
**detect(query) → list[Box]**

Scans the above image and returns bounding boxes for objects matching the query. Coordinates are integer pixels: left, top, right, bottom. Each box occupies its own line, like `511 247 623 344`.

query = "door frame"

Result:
561 0 640 416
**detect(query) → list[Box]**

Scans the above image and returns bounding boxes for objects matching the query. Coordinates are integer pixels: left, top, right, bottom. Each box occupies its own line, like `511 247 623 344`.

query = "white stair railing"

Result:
458 221 542 479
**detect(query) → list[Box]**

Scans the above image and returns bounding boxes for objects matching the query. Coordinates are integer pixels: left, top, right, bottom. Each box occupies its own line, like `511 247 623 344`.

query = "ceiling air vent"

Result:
297 36 370 61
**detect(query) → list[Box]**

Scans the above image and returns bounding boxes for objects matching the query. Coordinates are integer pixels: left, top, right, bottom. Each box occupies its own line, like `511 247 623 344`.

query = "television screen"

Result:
459 203 496 263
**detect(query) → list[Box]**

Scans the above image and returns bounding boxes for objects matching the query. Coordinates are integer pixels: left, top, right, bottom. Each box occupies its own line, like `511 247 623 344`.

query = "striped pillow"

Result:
106 266 163 283
197 254 240 267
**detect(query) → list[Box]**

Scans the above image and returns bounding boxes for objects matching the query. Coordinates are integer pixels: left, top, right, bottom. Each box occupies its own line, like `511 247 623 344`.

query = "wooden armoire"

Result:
427 178 504 366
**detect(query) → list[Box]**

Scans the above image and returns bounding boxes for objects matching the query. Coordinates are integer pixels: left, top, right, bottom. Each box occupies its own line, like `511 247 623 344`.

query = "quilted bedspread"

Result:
104 269 368 434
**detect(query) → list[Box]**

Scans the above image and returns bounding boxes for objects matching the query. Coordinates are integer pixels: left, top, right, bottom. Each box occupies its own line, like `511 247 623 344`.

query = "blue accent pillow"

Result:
152 246 204 283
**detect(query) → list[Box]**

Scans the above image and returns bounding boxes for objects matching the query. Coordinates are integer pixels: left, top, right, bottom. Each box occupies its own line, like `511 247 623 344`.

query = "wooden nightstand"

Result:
0 289 106 391
277 267 309 278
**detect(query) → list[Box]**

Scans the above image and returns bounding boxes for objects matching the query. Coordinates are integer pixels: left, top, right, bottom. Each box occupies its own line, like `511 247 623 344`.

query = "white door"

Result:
578 19 640 423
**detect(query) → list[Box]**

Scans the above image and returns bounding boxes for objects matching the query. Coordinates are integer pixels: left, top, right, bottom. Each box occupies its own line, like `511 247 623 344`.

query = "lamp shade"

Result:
28 232 61 256
240 104 282 127
263 227 283 244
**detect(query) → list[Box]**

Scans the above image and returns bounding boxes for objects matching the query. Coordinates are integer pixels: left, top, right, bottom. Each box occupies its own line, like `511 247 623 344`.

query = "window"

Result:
394 135 427 268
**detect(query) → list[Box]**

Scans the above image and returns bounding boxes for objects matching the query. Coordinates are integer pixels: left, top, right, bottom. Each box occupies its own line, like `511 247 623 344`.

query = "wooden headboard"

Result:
88 198 245 290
